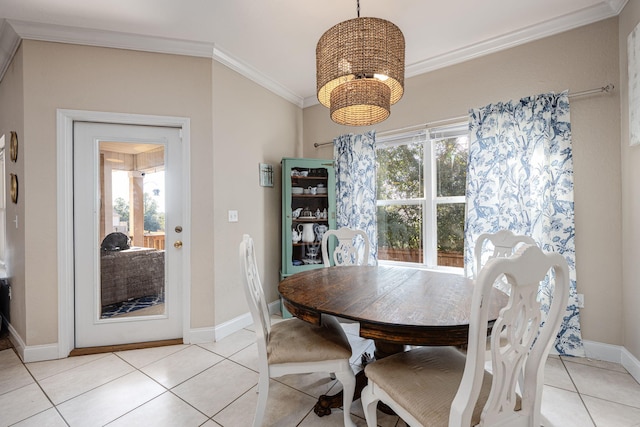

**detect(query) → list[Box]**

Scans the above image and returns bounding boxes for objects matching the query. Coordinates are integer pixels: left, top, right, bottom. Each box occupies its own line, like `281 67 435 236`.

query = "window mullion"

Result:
434 196 465 204
377 198 424 207
424 137 436 267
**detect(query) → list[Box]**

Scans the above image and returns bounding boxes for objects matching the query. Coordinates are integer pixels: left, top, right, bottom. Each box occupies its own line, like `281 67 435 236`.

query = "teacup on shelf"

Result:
307 246 319 259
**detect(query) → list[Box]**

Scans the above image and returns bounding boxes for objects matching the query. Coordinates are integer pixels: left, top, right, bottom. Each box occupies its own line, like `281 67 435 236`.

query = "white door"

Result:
74 122 183 347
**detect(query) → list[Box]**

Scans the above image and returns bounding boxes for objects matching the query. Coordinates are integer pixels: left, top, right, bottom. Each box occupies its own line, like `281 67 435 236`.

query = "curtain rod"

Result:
313 83 615 148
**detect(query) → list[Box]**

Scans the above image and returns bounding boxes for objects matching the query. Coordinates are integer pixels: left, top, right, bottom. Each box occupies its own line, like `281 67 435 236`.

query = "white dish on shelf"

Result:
292 187 303 194
302 258 323 265
317 188 328 194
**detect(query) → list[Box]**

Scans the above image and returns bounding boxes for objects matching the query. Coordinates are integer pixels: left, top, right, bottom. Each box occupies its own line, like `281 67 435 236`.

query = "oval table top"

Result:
278 265 509 347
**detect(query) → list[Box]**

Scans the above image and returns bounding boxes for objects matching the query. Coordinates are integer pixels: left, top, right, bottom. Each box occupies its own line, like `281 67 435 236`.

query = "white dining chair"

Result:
474 229 536 280
321 227 370 267
239 234 356 427
361 244 569 427
473 230 542 404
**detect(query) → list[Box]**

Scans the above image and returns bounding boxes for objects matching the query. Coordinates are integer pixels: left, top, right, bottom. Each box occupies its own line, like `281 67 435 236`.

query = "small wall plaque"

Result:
259 163 274 187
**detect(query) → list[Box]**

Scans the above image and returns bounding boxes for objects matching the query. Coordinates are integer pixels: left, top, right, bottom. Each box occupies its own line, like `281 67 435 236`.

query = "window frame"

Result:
376 123 468 270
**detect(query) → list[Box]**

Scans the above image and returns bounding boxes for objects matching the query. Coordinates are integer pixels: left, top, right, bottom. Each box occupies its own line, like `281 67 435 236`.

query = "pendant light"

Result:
316 0 405 126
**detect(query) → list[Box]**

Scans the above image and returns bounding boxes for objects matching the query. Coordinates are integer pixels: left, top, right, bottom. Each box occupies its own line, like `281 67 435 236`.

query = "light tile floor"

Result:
1 318 640 427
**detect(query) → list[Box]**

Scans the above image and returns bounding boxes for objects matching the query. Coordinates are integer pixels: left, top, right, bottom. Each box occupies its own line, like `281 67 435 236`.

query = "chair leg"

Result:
252 374 270 427
334 367 357 427
360 383 379 427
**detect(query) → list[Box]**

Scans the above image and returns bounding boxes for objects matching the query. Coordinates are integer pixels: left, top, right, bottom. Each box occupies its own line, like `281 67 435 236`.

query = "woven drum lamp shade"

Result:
316 16 405 126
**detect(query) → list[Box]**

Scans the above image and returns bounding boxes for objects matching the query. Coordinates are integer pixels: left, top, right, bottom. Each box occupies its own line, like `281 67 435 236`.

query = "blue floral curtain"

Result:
334 131 378 265
464 91 584 357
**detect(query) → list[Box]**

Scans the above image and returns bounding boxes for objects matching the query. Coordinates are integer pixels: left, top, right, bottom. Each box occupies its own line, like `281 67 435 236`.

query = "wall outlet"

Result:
228 210 238 222
576 293 584 308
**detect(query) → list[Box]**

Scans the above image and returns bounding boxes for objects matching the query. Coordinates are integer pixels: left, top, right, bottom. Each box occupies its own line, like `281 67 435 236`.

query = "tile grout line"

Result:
114 342 257 426
559 356 598 427
109 346 228 426
25 351 112 382
10 350 71 427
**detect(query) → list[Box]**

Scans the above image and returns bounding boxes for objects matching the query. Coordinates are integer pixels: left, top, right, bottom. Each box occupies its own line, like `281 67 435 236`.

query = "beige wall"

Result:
19 40 213 345
0 43 25 341
619 2 640 361
0 39 301 348
304 18 623 347
211 61 301 324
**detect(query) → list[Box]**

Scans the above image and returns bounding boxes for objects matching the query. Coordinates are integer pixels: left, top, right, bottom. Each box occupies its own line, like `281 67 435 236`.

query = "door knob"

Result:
174 240 183 248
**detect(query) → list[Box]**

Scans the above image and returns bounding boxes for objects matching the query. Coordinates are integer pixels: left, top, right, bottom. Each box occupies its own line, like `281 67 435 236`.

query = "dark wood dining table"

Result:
278 265 509 416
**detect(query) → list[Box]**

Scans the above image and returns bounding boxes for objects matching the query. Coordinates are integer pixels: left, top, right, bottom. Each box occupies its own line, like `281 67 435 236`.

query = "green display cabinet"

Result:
280 157 336 317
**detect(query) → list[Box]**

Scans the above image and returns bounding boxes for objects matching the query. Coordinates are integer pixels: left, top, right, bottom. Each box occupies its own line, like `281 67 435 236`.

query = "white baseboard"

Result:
268 299 282 316
583 340 640 384
621 347 640 384
6 321 25 359
212 312 253 342
210 300 280 343
185 326 216 344
6 321 60 363
22 343 60 363
582 340 624 363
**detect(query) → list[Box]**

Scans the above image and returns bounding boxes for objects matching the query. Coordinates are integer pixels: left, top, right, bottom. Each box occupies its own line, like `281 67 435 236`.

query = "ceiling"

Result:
0 0 628 108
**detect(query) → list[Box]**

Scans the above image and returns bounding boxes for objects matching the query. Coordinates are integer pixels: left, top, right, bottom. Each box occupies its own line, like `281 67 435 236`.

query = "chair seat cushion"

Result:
268 315 352 364
364 347 493 425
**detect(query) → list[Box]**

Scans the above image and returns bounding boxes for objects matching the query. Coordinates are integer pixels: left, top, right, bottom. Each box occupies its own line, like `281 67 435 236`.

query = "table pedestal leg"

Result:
372 340 404 359
313 340 404 417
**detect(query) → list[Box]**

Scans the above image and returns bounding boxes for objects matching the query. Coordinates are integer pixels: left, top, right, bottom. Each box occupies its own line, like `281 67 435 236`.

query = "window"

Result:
376 123 468 268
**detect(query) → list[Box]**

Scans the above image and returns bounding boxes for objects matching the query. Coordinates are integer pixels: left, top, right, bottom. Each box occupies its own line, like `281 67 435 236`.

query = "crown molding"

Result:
302 0 628 108
405 0 626 78
212 45 303 107
0 19 303 107
7 19 215 58
0 19 20 82
607 0 629 15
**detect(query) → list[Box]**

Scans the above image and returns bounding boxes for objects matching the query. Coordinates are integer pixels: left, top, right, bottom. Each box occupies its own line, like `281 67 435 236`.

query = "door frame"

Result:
57 109 191 358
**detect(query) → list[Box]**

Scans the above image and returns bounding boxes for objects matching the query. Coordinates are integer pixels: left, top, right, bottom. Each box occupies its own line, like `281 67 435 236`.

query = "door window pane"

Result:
99 142 166 319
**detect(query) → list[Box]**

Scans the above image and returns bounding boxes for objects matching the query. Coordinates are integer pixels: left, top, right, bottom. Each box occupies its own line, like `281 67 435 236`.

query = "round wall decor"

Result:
10 173 18 204
10 131 18 162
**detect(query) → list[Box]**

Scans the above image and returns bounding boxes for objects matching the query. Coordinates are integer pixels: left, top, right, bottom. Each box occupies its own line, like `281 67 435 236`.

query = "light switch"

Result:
228 210 239 222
